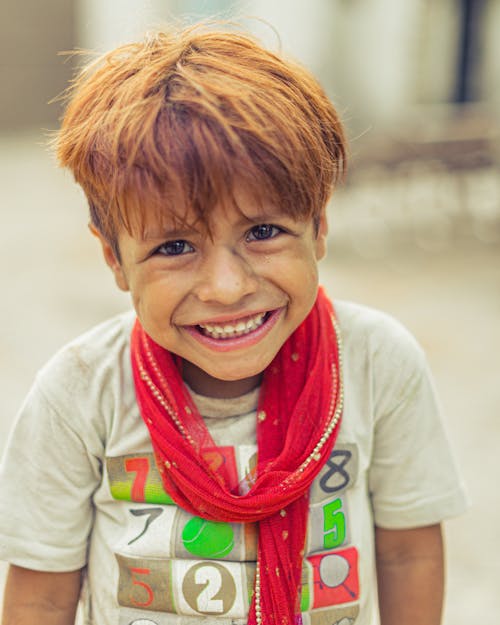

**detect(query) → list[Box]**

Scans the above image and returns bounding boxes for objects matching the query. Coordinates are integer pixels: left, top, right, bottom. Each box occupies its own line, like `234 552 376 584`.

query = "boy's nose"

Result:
194 246 258 305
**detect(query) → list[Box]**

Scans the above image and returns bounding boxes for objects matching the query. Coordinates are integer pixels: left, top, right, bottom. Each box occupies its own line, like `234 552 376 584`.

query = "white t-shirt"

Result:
0 300 468 625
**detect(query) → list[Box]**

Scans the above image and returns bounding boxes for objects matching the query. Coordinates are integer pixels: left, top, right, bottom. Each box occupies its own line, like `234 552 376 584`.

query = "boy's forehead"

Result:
135 192 301 241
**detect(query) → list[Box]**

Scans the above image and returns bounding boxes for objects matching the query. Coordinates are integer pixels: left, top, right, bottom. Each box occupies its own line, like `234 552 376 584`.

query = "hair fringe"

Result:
55 21 347 248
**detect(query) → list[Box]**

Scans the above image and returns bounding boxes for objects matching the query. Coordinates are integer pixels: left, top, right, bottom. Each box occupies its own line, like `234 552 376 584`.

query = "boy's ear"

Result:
314 207 328 261
88 224 129 292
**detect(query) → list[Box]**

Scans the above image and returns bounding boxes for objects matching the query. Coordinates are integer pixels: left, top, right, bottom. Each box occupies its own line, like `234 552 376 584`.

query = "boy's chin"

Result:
181 359 264 398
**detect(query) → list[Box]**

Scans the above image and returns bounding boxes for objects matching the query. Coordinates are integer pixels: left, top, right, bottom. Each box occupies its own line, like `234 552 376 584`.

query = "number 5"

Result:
323 498 346 549
129 567 154 607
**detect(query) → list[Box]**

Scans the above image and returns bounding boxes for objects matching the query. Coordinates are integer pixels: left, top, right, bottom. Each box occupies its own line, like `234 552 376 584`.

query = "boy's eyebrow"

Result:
140 211 294 241
236 210 294 225
140 224 202 241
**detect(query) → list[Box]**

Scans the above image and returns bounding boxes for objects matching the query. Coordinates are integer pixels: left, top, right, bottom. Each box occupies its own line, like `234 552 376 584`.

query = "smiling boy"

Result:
99 192 325 398
0 24 467 625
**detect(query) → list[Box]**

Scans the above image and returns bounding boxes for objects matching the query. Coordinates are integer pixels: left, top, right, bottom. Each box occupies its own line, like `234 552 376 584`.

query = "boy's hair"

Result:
56 23 346 254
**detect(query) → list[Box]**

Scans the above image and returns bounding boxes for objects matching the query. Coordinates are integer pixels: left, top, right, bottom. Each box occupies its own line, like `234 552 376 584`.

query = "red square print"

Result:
308 547 359 608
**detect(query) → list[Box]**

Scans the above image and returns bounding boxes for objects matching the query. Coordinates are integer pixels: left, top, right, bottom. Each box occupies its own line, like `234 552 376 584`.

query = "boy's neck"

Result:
181 359 262 398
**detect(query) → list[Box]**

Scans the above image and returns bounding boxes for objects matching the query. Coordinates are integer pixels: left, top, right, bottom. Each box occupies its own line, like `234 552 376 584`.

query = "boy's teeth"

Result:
199 313 266 339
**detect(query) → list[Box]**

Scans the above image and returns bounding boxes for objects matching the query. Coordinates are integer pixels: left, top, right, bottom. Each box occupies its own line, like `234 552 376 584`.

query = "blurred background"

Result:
0 1 499 623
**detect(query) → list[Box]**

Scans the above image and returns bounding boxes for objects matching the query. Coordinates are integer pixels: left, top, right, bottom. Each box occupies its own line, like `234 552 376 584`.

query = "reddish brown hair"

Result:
56 23 346 252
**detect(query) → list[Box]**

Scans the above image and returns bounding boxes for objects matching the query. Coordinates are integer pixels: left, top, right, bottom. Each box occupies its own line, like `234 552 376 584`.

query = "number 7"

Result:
125 457 150 502
128 507 163 545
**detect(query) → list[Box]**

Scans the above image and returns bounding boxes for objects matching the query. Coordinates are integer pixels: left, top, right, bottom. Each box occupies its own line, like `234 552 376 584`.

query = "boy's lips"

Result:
183 308 284 352
197 310 268 339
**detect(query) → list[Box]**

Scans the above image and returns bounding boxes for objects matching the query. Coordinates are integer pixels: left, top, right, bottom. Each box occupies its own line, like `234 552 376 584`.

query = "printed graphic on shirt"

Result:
310 444 359 504
236 445 258 493
116 553 248 617
109 445 360 621
177 559 244 616
305 604 360 625
176 507 258 562
199 446 239 491
116 554 175 613
308 495 350 553
116 546 358 618
306 548 359 609
108 445 357 507
118 604 359 625
107 453 174 505
113 503 258 562
107 447 238 505
118 606 247 625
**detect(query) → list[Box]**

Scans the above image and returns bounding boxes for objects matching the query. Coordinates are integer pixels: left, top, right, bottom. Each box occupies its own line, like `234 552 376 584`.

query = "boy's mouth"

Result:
183 308 283 352
196 311 271 340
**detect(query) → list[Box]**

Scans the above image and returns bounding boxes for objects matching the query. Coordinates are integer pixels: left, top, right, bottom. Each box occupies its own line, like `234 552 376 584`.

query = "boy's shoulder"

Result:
34 310 136 397
333 300 436 422
334 299 422 346
333 298 427 373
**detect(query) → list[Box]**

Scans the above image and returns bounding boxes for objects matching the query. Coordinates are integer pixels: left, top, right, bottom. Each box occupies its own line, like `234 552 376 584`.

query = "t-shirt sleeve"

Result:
0 379 102 571
367 318 468 529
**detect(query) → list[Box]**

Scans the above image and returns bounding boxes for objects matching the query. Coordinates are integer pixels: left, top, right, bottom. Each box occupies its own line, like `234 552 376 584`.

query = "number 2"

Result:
195 566 223 613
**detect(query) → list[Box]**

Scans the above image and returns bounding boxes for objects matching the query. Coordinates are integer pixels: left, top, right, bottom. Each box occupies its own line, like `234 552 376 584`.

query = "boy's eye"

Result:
155 240 194 256
247 224 282 241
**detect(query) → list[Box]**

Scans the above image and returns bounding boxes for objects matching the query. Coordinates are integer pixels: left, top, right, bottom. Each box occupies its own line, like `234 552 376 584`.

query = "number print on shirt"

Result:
323 498 346 550
128 508 163 545
308 495 349 554
107 454 174 505
125 457 150 502
201 447 239 491
107 448 238 505
310 445 359 504
320 450 352 494
116 548 357 617
182 562 237 615
129 567 155 607
111 446 360 620
115 554 175 613
117 555 246 617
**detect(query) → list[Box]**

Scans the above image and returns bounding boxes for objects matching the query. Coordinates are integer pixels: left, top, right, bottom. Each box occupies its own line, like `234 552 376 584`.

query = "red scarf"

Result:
131 287 343 625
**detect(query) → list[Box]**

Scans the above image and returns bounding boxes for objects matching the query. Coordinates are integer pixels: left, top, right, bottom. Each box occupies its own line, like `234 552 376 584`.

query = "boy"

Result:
0 24 467 625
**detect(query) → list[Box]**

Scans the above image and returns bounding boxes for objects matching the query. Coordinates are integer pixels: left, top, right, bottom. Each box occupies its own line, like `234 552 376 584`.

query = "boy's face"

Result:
96 191 328 398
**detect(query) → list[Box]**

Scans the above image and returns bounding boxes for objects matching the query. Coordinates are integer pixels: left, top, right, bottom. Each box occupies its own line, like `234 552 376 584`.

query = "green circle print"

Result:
182 517 234 559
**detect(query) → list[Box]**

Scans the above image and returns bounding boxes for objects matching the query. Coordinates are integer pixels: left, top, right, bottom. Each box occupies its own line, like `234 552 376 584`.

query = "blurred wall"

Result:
76 0 232 49
1 0 498 133
0 0 75 131
243 0 499 131
76 0 171 50
483 0 500 102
